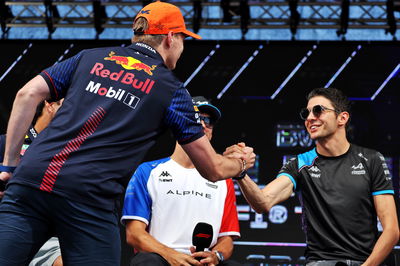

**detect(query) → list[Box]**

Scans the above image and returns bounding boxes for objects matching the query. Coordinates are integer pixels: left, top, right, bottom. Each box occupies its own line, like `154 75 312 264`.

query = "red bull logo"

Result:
90 63 155 94
104 51 157 76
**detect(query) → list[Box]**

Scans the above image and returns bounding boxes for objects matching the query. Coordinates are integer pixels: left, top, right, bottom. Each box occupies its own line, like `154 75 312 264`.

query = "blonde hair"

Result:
131 17 166 47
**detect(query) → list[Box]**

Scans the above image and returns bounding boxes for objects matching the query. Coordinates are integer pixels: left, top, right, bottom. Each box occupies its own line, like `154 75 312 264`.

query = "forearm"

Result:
4 77 49 166
198 153 243 182
365 194 400 265
238 175 270 213
4 96 37 165
126 228 202 265
362 227 399 266
182 136 245 182
211 236 234 261
127 230 175 258
238 175 293 214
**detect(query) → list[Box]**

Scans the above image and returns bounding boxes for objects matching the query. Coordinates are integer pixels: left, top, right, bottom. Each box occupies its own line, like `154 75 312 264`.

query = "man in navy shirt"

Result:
0 2 255 265
227 88 399 266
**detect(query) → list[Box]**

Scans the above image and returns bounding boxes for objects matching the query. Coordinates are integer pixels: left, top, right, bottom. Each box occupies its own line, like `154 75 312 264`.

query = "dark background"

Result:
0 40 399 265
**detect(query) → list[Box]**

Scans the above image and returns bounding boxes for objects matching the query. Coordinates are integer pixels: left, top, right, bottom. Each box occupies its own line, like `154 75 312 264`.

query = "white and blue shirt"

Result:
122 157 240 254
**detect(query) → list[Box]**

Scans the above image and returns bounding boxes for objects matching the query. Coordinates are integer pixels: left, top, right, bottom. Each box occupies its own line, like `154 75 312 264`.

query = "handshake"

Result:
223 142 256 180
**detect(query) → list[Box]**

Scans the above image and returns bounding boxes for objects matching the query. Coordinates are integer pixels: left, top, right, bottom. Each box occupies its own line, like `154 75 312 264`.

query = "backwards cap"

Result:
135 1 201 40
192 96 221 123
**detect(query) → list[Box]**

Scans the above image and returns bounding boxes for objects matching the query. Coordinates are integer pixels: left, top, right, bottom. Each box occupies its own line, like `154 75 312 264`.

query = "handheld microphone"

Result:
0 179 6 192
192 222 213 253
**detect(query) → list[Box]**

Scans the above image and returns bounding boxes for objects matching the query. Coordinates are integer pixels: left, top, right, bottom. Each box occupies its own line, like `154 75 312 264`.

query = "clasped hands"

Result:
165 247 220 266
224 142 256 174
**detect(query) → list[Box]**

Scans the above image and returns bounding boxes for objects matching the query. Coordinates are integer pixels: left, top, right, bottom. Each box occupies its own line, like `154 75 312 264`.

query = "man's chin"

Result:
309 133 319 140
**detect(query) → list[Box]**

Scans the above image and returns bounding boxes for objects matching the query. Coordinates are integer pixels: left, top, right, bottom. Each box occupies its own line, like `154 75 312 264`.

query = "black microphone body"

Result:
0 179 6 192
192 222 213 259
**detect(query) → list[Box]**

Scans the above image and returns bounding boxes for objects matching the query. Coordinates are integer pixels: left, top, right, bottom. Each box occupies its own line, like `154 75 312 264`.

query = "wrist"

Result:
232 170 247 180
213 250 224 263
232 159 246 180
0 165 17 173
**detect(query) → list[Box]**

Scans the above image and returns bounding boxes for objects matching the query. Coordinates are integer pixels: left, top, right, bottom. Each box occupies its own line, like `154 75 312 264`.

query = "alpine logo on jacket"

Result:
351 163 366 175
308 165 321 178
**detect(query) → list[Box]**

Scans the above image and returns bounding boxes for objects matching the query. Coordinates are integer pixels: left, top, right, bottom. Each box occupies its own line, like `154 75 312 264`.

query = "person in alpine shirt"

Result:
122 96 241 266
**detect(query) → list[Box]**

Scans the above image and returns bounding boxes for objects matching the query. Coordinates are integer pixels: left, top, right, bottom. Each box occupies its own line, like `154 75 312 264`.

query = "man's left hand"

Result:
190 247 219 266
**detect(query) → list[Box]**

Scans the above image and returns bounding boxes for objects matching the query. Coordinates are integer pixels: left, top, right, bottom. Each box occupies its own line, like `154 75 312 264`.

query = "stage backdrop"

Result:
0 40 399 265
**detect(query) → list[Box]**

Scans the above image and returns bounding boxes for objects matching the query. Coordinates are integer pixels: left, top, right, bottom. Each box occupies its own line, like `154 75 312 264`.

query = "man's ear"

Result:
337 111 349 127
165 31 174 48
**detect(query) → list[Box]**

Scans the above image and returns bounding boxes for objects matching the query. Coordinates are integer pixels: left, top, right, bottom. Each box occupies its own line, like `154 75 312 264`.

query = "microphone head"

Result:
192 222 213 252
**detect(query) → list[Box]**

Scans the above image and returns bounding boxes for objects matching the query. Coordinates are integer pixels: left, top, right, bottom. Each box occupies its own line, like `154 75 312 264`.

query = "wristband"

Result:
0 165 17 173
233 170 247 180
213 250 224 262
232 159 247 180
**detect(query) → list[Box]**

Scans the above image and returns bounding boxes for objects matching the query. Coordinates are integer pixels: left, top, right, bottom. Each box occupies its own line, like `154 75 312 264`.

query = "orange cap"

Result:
135 1 201 40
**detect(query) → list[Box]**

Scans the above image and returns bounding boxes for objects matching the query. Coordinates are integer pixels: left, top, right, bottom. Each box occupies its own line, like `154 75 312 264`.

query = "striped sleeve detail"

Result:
372 190 394 196
277 173 297 191
219 231 241 238
120 216 149 226
41 71 59 99
164 88 204 145
39 51 83 101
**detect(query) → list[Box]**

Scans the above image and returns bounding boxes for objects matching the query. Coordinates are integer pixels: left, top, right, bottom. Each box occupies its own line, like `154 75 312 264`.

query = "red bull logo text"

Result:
90 63 155 94
104 52 157 75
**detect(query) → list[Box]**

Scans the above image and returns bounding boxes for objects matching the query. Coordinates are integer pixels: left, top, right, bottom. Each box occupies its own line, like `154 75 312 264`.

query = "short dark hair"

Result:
306 88 350 114
307 88 352 132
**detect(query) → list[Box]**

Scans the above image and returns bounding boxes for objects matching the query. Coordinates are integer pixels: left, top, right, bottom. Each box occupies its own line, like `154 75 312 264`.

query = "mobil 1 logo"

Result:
124 93 140 109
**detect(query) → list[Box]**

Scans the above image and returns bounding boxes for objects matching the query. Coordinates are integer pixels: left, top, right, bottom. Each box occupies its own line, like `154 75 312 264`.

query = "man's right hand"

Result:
224 142 256 170
164 249 202 266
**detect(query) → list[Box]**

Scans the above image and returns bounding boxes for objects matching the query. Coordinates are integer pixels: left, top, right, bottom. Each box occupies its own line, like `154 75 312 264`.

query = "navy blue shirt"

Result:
278 144 394 262
9 43 204 211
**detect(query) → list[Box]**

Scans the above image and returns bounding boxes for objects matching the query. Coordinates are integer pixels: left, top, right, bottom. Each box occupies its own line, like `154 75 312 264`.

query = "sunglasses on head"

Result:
199 115 214 128
300 105 338 120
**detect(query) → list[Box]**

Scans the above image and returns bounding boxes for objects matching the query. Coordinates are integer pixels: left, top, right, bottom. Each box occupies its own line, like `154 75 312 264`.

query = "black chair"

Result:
383 251 397 266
